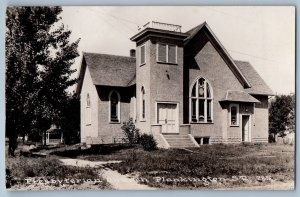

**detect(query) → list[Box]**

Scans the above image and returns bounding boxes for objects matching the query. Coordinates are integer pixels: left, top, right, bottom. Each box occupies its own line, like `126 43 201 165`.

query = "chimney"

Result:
130 49 136 58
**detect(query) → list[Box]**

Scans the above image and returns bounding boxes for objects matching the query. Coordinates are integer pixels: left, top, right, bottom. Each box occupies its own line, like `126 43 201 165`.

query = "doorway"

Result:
242 115 251 142
157 103 178 133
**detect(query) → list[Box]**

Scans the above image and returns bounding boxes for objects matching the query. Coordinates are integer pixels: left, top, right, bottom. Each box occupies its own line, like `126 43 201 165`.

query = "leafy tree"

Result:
269 94 295 135
61 95 80 144
6 7 80 155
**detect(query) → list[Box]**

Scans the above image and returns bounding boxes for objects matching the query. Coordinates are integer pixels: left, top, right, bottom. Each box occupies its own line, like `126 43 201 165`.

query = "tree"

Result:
6 7 80 156
269 94 295 136
61 95 80 144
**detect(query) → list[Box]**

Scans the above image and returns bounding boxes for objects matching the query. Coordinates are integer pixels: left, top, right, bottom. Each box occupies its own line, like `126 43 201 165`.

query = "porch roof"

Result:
220 90 260 103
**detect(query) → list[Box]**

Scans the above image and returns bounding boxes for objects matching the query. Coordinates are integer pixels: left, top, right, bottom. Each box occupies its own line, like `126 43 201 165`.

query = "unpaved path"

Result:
59 158 155 190
60 158 293 190
60 158 122 168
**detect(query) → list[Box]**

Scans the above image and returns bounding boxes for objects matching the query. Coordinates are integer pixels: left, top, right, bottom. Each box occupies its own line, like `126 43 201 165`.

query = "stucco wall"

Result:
252 95 269 142
80 66 99 142
135 36 185 135
149 37 184 126
135 40 152 134
226 102 254 143
186 37 245 140
96 86 134 143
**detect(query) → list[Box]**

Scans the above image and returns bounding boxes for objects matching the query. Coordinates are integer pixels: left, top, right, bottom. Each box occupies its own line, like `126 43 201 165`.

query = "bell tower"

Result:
131 21 188 134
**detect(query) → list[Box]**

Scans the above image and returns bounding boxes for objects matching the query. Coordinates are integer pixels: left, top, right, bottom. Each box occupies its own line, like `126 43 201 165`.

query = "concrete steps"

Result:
163 134 197 148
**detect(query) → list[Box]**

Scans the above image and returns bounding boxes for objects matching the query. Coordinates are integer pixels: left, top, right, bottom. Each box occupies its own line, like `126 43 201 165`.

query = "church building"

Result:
76 21 273 148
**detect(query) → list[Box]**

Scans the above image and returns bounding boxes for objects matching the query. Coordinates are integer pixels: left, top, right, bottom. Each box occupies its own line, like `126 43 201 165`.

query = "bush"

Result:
121 118 140 145
139 134 157 151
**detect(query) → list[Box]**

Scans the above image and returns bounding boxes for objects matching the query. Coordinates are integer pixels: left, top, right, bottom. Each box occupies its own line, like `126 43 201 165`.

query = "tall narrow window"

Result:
168 45 176 64
86 93 91 125
190 77 213 123
157 43 177 64
86 93 90 108
141 86 146 120
230 104 239 126
158 44 167 62
109 91 120 123
140 45 145 65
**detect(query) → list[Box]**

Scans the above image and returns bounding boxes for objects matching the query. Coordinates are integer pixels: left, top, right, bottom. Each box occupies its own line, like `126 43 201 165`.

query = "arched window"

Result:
190 77 213 123
109 90 120 123
141 86 146 120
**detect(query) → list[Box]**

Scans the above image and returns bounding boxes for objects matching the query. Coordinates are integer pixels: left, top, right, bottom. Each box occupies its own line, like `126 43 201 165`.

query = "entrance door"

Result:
242 115 251 142
157 103 178 133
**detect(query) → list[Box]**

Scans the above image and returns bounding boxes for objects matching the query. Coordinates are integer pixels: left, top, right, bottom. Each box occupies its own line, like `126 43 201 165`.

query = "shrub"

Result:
139 134 157 151
121 118 140 145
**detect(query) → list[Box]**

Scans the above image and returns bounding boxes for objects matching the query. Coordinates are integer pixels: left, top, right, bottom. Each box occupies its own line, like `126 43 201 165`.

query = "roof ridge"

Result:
83 51 136 59
184 22 252 88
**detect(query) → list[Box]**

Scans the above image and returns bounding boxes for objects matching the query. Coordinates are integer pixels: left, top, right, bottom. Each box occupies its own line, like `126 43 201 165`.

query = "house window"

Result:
140 45 146 65
190 77 213 123
86 93 90 108
86 93 91 125
194 137 210 145
230 104 239 126
109 90 120 123
157 43 177 64
141 86 146 120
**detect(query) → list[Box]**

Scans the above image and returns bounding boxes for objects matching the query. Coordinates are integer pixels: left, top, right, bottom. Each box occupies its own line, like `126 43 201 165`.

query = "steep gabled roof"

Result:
184 22 252 89
76 22 273 97
84 52 136 86
76 52 136 94
184 22 206 44
234 60 274 95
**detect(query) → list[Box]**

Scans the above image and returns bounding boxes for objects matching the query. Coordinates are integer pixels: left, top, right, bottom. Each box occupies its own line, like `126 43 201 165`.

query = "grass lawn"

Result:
70 143 294 189
6 147 111 190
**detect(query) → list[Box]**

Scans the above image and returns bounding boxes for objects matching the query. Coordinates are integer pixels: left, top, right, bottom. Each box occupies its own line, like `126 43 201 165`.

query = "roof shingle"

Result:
221 90 260 103
234 60 274 95
78 24 273 97
83 52 136 87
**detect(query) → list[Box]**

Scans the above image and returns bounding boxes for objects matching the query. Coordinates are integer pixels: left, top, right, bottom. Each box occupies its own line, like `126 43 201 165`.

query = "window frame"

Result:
140 44 146 66
189 77 214 124
108 90 121 124
229 104 239 127
156 43 178 64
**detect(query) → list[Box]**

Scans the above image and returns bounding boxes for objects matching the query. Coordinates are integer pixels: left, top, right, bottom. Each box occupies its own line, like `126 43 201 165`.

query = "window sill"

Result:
190 122 214 124
140 119 146 122
86 124 91 126
140 63 146 67
109 122 121 124
230 125 239 127
157 61 178 65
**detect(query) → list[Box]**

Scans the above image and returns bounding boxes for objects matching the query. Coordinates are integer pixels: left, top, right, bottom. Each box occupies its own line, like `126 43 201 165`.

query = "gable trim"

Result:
75 55 86 96
185 23 252 88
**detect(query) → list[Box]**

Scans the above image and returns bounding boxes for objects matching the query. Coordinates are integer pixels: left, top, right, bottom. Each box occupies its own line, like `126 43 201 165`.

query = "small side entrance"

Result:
242 115 251 142
157 103 178 133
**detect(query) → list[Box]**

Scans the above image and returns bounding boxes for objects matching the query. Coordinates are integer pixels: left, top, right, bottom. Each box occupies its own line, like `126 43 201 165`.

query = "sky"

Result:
61 6 295 95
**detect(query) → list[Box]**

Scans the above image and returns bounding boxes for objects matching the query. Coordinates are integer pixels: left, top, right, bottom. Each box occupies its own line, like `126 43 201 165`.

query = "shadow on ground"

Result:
50 144 133 158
